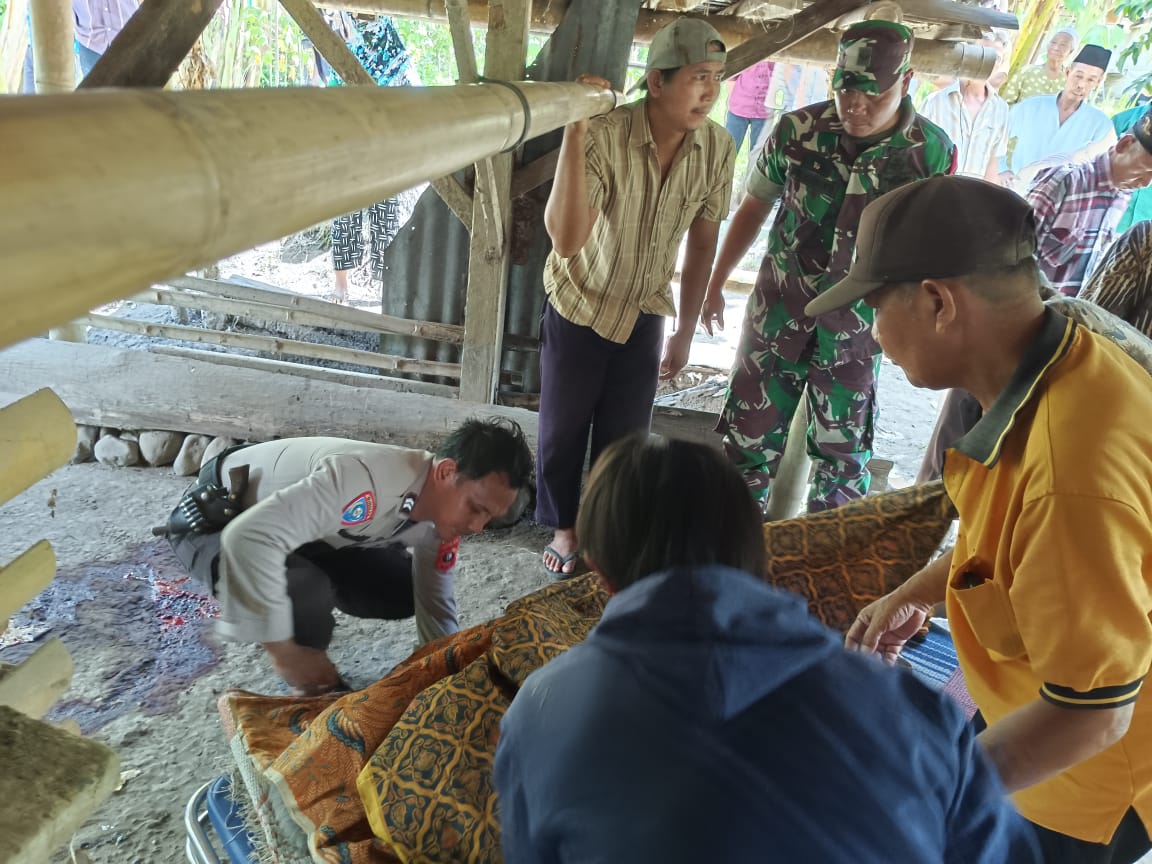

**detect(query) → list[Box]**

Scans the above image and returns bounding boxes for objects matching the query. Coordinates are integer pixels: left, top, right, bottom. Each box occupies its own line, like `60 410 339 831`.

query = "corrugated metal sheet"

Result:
376 0 641 396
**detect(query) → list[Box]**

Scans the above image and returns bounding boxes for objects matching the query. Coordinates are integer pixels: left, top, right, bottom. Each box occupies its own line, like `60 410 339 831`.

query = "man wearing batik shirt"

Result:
1028 104 1152 296
701 20 955 513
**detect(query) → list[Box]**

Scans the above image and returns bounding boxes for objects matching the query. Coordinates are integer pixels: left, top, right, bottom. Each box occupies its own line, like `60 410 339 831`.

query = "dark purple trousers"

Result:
535 302 665 529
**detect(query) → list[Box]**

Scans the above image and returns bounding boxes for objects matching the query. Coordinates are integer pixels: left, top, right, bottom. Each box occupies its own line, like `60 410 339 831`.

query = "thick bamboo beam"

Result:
778 30 997 78
28 0 73 93
724 0 867 79
0 638 73 719
0 541 56 628
0 389 75 505
80 0 226 88
318 0 1017 42
0 705 119 864
0 81 615 351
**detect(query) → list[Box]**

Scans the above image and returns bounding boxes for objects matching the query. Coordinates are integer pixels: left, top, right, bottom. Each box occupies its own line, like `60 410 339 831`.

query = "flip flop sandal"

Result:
542 544 579 577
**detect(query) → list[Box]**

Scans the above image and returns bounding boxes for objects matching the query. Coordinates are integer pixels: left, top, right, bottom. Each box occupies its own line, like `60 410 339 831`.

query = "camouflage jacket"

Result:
747 97 956 364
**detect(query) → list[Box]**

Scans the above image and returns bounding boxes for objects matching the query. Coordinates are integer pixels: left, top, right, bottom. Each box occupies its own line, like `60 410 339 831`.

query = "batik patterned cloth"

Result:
216 485 958 862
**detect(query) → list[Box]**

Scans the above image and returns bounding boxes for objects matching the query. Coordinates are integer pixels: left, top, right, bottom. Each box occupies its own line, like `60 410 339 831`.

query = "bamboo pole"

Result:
0 541 56 628
0 389 75 504
320 0 1018 42
28 0 72 93
81 313 465 378
0 80 615 352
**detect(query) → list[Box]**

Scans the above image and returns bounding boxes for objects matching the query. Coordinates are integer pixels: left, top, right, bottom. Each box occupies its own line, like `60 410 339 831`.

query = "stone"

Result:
98 427 119 439
138 431 184 467
200 436 239 468
93 435 140 468
71 426 99 465
487 484 533 530
173 434 212 477
119 430 138 443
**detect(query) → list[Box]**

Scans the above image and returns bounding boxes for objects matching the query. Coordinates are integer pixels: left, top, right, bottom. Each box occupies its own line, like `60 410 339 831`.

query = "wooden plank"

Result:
0 340 715 454
277 0 376 86
79 0 226 88
0 340 536 449
0 388 74 506
0 638 73 719
82 313 463 378
445 0 479 83
510 147 559 197
458 0 529 404
723 0 869 79
429 175 474 230
147 345 459 399
0 705 119 863
167 276 470 345
0 541 56 627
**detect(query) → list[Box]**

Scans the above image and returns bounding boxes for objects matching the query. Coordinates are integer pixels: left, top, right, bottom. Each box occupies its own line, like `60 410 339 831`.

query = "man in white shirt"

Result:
920 39 1010 181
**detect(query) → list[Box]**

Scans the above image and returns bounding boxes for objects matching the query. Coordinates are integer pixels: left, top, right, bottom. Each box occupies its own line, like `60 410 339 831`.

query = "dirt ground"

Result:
1 220 947 861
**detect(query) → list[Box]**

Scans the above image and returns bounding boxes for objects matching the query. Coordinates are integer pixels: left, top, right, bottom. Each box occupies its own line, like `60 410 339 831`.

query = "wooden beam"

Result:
277 0 375 86
0 705 119 863
0 388 75 506
80 0 226 88
430 175 474 230
445 0 480 83
723 0 868 79
0 340 535 448
82 312 463 378
148 345 459 399
167 275 472 344
510 147 559 197
458 0 529 404
0 340 716 455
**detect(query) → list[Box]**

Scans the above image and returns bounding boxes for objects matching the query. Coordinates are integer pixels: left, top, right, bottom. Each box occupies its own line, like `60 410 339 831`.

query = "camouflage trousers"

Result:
717 336 881 513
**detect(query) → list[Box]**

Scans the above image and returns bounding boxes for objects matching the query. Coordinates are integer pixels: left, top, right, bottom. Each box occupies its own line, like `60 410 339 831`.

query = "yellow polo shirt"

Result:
944 308 1152 842
543 100 735 344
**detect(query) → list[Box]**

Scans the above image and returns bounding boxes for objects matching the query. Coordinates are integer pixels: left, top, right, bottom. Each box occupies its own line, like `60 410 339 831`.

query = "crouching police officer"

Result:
163 418 533 695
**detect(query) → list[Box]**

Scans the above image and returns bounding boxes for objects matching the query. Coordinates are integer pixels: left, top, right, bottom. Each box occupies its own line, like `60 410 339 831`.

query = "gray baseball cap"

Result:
630 19 727 93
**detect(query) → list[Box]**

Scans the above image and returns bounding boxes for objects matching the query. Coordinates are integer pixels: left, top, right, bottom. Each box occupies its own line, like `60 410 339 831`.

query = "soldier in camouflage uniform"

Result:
700 20 956 513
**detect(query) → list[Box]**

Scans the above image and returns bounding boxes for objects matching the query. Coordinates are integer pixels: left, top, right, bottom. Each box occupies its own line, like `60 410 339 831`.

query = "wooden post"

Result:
80 0 226 88
28 0 73 93
458 0 530 404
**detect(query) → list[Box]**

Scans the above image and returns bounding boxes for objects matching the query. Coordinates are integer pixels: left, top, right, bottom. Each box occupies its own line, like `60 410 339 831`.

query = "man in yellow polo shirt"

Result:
818 176 1152 861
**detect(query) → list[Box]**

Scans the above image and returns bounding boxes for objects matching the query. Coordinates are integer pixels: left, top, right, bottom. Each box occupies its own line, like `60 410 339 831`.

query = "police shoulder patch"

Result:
341 491 376 526
435 537 460 573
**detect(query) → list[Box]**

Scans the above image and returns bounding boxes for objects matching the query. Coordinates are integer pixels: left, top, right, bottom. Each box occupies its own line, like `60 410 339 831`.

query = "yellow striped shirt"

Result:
544 100 735 344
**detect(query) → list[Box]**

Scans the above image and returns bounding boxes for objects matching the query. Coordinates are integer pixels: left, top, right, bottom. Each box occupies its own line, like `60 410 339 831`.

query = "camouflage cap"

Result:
832 20 914 95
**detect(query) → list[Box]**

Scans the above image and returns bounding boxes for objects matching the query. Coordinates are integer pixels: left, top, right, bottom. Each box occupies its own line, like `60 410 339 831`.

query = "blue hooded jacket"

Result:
495 566 1040 863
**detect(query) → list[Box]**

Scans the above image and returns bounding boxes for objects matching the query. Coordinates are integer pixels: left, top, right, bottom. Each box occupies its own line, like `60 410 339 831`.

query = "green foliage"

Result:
1113 0 1152 101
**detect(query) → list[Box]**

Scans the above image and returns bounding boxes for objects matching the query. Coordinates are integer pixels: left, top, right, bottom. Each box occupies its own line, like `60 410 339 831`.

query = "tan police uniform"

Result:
172 437 459 649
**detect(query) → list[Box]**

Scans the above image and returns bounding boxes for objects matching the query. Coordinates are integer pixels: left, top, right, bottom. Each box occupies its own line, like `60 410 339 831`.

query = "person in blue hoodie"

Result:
493 434 1039 864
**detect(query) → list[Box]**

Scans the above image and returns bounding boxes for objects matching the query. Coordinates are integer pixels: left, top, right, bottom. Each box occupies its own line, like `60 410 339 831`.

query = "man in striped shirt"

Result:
537 19 735 575
1027 104 1152 296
